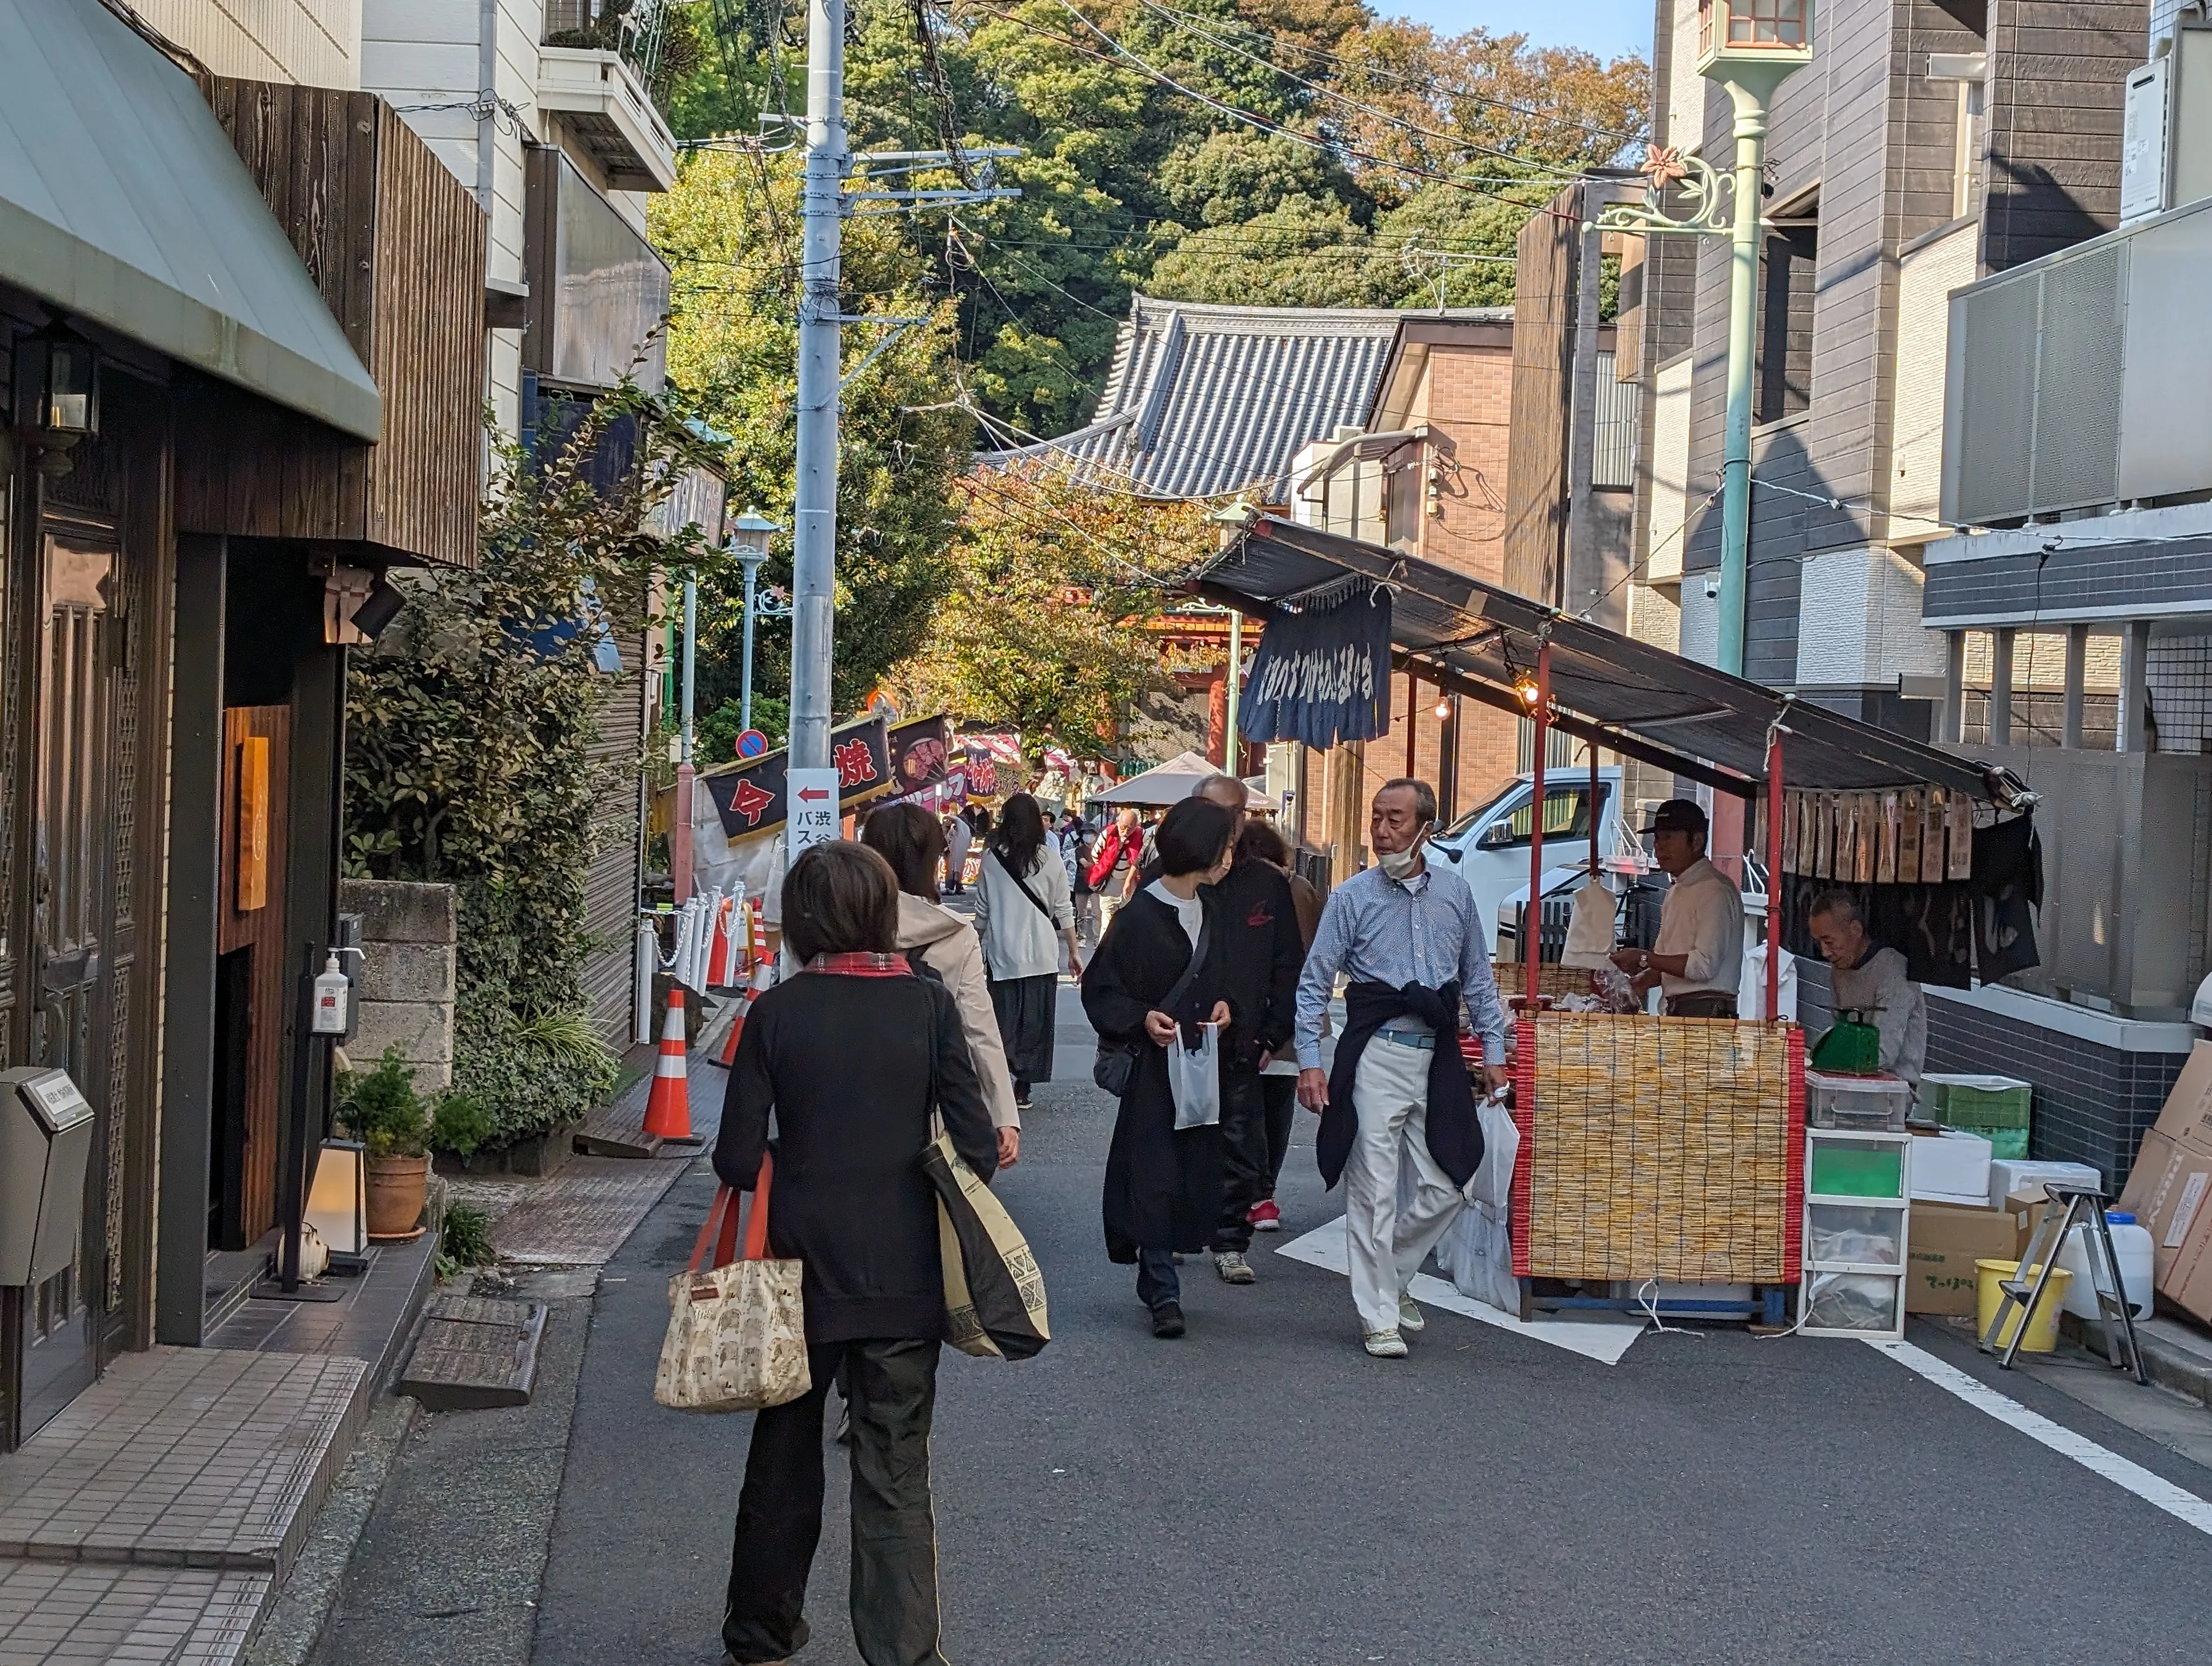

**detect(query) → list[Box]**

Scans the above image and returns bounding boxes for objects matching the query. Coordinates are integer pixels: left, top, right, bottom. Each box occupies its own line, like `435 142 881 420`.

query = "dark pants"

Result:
724 1337 946 1666
1259 1074 1296 1194
1211 1071 1270 1252
1136 1247 1180 1312
1664 992 1739 1018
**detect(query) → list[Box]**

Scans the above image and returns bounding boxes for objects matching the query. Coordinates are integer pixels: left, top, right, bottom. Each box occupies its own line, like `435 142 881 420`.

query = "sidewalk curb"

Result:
2060 1312 2212 1407
241 1394 420 1666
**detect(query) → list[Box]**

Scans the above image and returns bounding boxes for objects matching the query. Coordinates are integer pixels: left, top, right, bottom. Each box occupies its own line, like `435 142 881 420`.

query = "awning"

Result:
1197 513 2013 804
1089 749 1279 810
0 0 381 440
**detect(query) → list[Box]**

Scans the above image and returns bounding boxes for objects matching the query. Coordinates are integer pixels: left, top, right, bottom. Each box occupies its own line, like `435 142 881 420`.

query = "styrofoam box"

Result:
1987 1158 2104 1210
1909 1128 1991 1202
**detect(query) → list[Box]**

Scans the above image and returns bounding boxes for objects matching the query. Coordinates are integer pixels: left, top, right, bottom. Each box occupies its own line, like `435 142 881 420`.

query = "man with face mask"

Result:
1294 779 1511 1357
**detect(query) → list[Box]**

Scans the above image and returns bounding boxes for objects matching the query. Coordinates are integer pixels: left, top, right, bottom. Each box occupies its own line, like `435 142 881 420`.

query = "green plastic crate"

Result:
1809 1143 1905 1200
1918 1074 2031 1130
1946 1122 2029 1160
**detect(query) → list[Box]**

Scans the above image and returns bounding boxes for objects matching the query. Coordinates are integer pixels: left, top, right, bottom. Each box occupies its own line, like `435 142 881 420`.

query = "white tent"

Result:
1089 751 1279 811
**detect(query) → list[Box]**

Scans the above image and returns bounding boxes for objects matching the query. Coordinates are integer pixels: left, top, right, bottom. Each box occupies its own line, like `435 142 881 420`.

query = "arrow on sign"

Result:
797 786 831 803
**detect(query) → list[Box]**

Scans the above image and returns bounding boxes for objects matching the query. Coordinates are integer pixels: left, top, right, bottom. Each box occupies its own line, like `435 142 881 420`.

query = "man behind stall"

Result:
1609 798 1744 1017
1806 887 1926 1087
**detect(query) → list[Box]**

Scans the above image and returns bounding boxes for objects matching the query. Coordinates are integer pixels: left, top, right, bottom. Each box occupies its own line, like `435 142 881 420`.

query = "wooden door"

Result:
17 529 119 1434
213 706 290 1250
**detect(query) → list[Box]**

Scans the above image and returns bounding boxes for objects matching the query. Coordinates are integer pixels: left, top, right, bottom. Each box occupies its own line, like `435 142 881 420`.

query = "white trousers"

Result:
1343 1037 1466 1335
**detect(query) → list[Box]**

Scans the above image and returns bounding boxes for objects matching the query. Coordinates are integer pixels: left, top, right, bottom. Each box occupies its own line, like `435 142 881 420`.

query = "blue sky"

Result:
1378 0 1654 61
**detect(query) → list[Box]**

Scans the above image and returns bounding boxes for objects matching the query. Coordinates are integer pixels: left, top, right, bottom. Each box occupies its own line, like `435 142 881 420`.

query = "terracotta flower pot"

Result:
365 1154 430 1241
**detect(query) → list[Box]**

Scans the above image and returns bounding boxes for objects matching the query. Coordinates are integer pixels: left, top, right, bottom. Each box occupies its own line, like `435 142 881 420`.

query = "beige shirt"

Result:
1654 856 1745 999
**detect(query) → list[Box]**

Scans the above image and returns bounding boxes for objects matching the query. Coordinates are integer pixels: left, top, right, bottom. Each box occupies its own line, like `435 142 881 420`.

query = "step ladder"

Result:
1979 1183 2147 1383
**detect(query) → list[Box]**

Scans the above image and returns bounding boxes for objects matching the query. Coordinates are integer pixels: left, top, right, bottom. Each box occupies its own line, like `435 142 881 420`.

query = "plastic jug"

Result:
2056 1212 2156 1322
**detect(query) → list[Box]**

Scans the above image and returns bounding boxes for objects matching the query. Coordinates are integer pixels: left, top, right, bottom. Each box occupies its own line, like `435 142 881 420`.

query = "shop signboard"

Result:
703 716 893 838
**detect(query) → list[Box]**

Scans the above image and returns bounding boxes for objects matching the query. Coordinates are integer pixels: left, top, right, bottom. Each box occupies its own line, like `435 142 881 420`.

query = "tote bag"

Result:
922 1131 1051 1360
654 1154 810 1412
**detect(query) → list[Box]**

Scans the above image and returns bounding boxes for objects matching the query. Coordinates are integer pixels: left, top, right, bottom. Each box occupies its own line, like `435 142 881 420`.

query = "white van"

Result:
1429 768 1644 954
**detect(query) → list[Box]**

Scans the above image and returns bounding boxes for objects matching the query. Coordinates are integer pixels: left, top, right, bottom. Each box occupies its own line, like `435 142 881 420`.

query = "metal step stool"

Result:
1980 1183 2147 1383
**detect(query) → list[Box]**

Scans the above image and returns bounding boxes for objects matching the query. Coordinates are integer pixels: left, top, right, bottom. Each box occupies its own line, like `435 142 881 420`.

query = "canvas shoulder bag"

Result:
1091 901 1207 1098
653 1154 810 1413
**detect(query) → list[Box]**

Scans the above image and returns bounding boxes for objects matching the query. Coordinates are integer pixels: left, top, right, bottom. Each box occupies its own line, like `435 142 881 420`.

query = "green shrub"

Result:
339 1047 428 1158
430 1091 495 1161
441 1202 495 1270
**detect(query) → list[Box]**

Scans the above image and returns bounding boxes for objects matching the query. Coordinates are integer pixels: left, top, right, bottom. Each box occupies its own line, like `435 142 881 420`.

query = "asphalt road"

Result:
521 986 2212 1666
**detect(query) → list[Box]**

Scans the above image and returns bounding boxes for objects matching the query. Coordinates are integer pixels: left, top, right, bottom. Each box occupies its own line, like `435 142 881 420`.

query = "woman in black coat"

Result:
1080 796 1236 1338
715 842 998 1666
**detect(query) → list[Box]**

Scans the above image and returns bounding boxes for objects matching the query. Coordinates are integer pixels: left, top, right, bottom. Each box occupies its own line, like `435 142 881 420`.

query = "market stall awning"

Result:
1197 512 2011 804
0 0 382 440
1090 749 1279 811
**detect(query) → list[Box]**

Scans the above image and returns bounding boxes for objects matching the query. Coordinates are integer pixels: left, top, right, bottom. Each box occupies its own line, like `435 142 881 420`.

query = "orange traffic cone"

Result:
642 988 692 1140
717 985 756 1067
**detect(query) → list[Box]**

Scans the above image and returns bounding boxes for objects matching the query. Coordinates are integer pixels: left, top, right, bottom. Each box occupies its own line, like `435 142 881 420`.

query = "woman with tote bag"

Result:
972 792 1082 1111
715 842 998 1666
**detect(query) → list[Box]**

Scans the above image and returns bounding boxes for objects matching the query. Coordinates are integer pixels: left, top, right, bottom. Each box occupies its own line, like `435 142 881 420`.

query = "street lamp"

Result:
1597 0 1813 678
726 509 787 736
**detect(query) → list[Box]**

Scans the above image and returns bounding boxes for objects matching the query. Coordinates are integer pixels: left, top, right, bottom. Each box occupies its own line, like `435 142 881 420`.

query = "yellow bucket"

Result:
1975 1259 2074 1353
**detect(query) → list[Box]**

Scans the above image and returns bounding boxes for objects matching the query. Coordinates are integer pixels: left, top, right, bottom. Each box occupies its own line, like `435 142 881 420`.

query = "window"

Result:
1477 783 1613 850
1728 0 1808 47
1755 195 1817 425
1930 55 1990 221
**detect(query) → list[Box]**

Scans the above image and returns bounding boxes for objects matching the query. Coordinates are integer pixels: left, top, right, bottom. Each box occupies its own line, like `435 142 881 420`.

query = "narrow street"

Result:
316 989 2212 1666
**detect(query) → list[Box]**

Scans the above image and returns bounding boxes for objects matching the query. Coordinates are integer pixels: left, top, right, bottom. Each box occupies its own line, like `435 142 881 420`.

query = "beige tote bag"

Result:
654 1154 809 1412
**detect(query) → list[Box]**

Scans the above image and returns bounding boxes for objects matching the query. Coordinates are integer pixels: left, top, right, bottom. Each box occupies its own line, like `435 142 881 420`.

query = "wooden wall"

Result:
217 705 292 1247
185 78 486 569
1504 186 1580 606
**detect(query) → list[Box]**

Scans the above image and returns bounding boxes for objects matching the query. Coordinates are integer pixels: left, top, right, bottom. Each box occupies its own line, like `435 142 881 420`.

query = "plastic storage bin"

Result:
1806 1202 1906 1267
1804 1270 1902 1334
1805 1069 1912 1132
1947 1123 2029 1160
1918 1073 2032 1129
1909 1127 1992 1202
1810 1137 1906 1199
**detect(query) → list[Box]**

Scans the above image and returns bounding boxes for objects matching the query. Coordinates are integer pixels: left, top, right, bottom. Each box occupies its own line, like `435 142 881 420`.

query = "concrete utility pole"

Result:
1594 1 1811 677
788 0 847 773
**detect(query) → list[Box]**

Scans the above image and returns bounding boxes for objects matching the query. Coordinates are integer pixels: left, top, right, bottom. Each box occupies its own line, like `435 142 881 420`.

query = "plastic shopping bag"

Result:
1166 1022 1222 1130
1438 1094 1521 1312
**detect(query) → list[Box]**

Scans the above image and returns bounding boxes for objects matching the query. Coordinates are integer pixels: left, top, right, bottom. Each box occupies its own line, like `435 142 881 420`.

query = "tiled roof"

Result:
976 296 1511 502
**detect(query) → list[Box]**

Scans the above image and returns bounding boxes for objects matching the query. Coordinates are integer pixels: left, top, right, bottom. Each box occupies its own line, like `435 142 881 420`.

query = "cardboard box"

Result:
1905 1201 2017 1316
2139 1040 2212 1154
2004 1187 2060 1258
2162 1208 2212 1325
2120 1129 2212 1292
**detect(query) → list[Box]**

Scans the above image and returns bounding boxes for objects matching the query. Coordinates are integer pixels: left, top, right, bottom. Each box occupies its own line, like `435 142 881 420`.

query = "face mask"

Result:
1378 830 1427 881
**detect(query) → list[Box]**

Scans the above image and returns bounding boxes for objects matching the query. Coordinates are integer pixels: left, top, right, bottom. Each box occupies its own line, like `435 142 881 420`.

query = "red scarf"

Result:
803 951 910 977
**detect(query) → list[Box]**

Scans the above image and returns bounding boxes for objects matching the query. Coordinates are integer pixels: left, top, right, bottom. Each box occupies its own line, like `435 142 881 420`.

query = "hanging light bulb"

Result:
1514 674 1542 709
1433 696 1452 720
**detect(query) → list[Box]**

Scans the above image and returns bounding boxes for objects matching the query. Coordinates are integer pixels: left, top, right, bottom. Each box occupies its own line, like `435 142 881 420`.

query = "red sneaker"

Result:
1247 1199 1281 1233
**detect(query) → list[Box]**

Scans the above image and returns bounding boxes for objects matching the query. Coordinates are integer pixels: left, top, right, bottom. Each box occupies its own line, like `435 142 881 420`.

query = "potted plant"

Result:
341 1047 433 1240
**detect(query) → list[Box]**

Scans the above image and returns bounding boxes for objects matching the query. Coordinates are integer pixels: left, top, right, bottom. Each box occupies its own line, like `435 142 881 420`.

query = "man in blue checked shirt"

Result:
1295 779 1511 1359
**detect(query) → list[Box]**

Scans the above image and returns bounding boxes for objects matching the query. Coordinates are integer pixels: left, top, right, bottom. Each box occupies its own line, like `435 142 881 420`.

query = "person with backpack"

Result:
973 792 1082 1111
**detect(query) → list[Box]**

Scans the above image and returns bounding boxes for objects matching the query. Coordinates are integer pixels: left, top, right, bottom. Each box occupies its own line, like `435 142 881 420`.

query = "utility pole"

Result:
1594 1 1811 677
673 571 698 902
787 0 847 773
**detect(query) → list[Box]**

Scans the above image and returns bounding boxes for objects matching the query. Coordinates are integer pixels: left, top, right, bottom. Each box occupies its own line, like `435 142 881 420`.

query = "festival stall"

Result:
1088 749 1281 811
1194 510 2042 1330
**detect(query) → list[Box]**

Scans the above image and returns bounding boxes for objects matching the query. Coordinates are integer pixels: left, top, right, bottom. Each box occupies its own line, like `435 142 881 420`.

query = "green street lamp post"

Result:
1596 0 1813 677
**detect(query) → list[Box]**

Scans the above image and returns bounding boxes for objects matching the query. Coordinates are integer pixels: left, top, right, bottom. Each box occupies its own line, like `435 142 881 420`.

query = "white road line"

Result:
1275 1217 1644 1365
1868 1338 2212 1537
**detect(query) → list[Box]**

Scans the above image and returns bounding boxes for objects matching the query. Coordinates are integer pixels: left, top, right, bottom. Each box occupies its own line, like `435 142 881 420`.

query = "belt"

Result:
1375 1028 1437 1052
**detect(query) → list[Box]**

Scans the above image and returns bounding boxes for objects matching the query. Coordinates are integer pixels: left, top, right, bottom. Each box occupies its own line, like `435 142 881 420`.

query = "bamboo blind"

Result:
1510 1016 1805 1283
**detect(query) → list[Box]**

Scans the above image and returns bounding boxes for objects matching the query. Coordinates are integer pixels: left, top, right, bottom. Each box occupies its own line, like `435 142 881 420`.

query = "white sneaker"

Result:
1214 1251 1257 1285
1362 1328 1409 1359
1398 1292 1425 1332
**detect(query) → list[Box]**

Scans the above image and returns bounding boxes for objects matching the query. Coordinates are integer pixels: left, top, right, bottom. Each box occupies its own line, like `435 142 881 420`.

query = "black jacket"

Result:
1080 888 1226 1260
716 966 997 1343
1209 856 1304 1071
1316 980 1483 1191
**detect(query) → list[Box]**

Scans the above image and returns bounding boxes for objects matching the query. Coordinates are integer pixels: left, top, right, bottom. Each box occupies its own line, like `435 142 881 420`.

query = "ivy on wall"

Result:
346 396 724 1146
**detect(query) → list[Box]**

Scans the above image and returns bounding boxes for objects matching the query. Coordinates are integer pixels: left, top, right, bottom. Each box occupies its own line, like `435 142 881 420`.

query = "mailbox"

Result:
0 1067 95 1287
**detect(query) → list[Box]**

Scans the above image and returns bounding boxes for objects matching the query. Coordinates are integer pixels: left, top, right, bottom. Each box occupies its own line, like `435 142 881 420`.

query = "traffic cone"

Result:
642 988 692 1140
717 984 756 1067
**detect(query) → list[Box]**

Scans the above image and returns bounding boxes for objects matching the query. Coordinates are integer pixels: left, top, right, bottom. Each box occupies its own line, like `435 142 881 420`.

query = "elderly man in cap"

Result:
1806 887 1926 1087
1610 798 1745 1017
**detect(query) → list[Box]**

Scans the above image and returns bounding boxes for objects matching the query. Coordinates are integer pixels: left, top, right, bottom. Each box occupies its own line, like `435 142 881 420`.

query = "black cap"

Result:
1642 798 1708 836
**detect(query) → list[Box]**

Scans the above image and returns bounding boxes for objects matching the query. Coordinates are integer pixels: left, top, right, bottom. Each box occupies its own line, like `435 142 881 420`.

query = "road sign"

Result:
735 728 769 759
786 768 840 869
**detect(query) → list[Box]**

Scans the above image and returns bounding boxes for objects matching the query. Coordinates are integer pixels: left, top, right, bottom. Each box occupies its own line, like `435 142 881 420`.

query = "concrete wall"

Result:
138 0 362 87
339 879 457 1090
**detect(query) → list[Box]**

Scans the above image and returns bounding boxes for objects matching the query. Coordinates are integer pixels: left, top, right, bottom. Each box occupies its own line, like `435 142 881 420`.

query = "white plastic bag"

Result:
1438 1094 1521 1312
1166 1022 1222 1130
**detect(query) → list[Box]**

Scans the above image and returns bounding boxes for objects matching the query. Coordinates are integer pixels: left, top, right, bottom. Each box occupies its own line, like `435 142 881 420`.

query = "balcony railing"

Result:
544 0 674 108
1942 194 2212 527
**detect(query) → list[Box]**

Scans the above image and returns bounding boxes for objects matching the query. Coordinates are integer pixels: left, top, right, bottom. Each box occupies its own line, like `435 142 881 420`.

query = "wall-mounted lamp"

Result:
350 578 407 642
11 323 100 477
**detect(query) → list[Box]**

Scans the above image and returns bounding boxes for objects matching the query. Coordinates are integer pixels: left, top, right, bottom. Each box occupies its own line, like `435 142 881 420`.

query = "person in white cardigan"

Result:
860 803 1023 1164
973 793 1083 1110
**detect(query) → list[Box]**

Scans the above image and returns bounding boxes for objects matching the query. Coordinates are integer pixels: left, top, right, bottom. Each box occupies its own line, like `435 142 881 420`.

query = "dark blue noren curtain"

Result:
1236 586 1393 750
